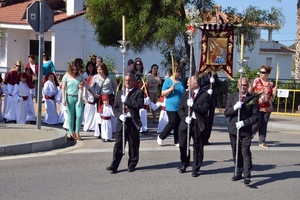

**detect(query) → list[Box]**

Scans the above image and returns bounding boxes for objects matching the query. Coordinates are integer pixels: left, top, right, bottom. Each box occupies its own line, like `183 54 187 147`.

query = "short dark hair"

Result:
28 54 35 60
43 51 50 61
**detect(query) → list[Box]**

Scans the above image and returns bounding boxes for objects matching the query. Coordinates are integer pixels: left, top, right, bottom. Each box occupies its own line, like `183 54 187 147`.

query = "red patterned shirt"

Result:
253 78 274 112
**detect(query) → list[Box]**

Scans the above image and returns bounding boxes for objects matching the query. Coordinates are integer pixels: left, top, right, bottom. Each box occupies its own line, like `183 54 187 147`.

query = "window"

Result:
29 40 51 60
266 57 272 66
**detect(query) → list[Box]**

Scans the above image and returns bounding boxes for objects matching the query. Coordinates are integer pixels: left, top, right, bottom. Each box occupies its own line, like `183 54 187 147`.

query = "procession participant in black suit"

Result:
106 73 144 173
178 76 211 177
200 70 221 145
224 77 259 186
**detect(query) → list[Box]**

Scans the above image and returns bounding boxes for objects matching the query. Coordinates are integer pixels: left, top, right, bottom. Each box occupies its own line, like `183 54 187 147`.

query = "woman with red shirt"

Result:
249 65 277 148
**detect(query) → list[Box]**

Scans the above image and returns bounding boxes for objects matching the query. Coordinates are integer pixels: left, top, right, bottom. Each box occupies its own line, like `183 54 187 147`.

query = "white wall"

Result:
51 16 164 73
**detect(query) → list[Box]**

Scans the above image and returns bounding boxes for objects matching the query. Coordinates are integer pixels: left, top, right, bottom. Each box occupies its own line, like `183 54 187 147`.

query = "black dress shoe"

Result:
127 167 135 172
179 166 187 173
191 171 199 177
106 166 117 173
231 175 242 181
244 178 251 186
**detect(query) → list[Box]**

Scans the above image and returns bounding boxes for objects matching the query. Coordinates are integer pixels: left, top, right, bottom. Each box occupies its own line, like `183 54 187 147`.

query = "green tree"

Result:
85 0 284 76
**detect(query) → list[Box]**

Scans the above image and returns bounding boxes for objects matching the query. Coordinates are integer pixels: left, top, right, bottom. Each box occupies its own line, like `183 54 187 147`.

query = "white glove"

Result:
207 89 213 95
233 101 243 111
210 77 215 83
187 98 194 107
144 97 150 105
119 114 127 122
235 121 244 129
150 102 159 111
185 117 191 124
121 95 127 103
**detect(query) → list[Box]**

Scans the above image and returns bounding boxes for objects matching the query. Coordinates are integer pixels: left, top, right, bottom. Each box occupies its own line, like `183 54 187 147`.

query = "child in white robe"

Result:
43 72 59 124
83 92 97 132
155 95 173 134
13 73 35 124
140 96 150 133
98 94 114 142
0 76 4 121
55 85 65 124
83 76 97 132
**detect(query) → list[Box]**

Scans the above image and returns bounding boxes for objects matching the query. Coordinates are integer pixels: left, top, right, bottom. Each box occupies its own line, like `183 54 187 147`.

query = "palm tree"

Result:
278 0 300 79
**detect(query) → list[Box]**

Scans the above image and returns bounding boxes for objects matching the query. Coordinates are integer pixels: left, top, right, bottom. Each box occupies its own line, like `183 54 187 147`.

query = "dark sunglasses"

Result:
240 84 248 87
260 71 267 74
15 65 20 67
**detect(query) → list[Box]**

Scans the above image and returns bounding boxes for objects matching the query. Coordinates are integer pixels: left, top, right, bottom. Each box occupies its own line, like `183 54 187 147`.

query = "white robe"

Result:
13 82 31 124
43 80 59 124
55 86 65 124
4 83 16 121
139 108 148 132
83 93 97 131
156 100 173 133
0 83 4 120
26 88 36 122
100 104 114 140
2 84 8 120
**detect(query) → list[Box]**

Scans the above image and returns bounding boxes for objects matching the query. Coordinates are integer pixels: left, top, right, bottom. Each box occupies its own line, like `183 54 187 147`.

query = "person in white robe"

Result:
3 61 22 122
0 77 4 121
55 85 65 124
139 97 150 133
155 95 173 134
43 72 59 124
83 92 97 132
13 73 35 124
99 94 114 142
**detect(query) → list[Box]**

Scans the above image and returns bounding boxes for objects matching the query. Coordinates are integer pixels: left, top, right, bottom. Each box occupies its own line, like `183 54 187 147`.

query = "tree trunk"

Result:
295 0 300 79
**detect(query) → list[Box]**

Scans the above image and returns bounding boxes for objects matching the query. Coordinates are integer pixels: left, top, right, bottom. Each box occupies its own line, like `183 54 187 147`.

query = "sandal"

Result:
75 133 82 141
69 134 76 140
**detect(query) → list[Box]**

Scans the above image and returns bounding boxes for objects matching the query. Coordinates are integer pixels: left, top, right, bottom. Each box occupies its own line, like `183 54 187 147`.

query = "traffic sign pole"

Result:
36 0 45 130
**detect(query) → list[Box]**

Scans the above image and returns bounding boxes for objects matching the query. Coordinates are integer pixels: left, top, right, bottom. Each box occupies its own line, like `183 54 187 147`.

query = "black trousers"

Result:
159 111 180 144
252 111 271 144
229 133 252 179
178 119 204 173
110 118 140 170
204 100 215 143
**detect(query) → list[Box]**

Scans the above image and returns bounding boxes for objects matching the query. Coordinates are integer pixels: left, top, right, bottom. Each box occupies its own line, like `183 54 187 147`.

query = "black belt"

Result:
67 94 78 97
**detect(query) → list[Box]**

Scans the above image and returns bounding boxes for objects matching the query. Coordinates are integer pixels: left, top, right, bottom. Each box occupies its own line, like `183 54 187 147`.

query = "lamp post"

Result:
118 15 129 155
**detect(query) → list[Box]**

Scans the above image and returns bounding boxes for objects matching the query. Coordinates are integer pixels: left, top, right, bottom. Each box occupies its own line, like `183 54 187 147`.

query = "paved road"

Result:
1 124 300 200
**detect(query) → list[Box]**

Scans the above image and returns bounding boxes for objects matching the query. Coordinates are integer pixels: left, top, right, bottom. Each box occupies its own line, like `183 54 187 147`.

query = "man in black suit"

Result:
106 73 144 173
178 76 211 177
224 77 259 186
200 70 221 145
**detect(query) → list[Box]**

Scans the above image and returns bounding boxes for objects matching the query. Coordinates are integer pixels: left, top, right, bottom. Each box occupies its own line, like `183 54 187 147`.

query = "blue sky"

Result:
215 0 297 47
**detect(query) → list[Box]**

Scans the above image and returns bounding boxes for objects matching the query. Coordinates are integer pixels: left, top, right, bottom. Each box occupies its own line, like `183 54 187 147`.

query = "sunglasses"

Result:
15 64 20 67
240 84 248 87
260 71 267 74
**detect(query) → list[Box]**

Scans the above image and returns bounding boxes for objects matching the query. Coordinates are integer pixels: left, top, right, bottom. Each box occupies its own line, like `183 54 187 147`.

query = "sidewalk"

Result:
0 112 298 157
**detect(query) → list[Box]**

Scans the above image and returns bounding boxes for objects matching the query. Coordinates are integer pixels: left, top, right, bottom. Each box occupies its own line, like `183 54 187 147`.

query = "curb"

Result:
0 128 67 157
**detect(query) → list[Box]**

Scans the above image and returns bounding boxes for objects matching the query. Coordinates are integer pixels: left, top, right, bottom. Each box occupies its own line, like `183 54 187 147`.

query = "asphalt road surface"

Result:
0 125 299 200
